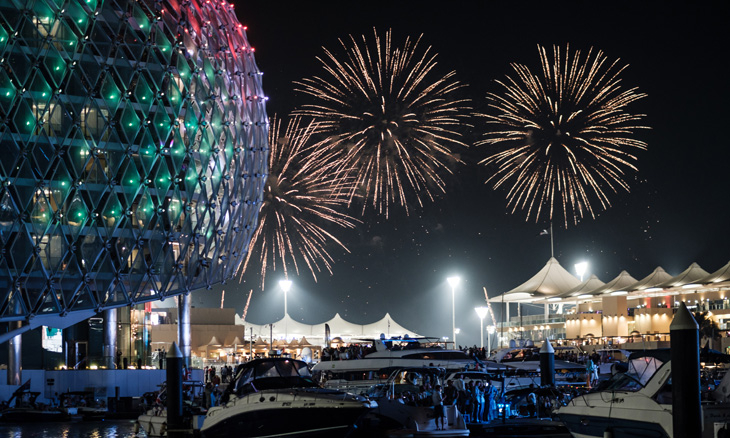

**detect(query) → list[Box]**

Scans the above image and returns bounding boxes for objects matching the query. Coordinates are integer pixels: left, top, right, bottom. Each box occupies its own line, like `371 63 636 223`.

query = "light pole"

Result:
475 307 488 349
447 276 460 347
279 279 292 339
487 325 496 354
575 261 588 282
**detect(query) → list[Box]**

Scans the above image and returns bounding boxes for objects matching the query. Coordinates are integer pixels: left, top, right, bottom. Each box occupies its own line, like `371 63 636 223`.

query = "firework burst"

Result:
478 44 648 226
242 115 358 286
295 28 471 217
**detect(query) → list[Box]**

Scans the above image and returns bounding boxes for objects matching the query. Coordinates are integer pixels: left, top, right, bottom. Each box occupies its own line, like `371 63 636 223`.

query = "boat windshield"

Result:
603 356 668 392
627 356 665 386
604 372 645 392
234 360 317 396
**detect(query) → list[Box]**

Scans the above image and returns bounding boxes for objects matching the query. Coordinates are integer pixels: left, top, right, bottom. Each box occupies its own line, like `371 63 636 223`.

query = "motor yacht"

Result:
557 349 730 438
313 336 479 394
201 357 376 438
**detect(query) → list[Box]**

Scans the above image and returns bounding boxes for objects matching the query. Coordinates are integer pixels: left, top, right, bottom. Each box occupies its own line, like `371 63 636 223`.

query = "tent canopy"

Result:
698 260 730 284
587 271 638 296
625 267 673 292
238 312 421 345
489 257 580 303
657 262 710 288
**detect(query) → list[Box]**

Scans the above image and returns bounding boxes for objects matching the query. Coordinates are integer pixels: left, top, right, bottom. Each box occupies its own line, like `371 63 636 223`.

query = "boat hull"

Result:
202 404 369 438
558 413 669 438
0 409 68 422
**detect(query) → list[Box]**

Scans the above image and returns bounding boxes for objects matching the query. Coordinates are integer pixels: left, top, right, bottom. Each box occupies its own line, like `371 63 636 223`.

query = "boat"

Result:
364 366 470 437
136 380 207 437
556 349 730 438
487 344 587 390
59 391 108 421
201 357 376 437
0 381 67 422
313 336 479 393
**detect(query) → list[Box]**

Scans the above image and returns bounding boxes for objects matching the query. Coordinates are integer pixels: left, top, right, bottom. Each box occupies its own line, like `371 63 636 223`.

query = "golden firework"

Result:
295 28 471 217
242 115 358 286
479 44 648 226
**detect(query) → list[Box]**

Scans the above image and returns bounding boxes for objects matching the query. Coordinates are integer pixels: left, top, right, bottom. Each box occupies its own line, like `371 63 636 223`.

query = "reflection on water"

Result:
0 420 139 438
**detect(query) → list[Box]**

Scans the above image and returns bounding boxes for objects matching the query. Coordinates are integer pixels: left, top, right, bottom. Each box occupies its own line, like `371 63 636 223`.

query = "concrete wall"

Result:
634 308 673 334
0 369 203 405
168 308 237 325
602 315 631 337
150 324 246 358
565 313 603 338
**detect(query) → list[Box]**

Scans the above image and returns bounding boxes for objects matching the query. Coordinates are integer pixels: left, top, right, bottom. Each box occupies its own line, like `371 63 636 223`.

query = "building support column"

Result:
177 293 191 367
103 308 118 369
7 319 22 385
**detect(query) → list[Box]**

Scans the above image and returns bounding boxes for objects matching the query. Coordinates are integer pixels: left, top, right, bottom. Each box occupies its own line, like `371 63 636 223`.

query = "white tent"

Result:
698 260 730 284
488 257 581 302
588 271 639 296
625 267 673 292
235 312 421 346
657 262 710 288
535 274 606 303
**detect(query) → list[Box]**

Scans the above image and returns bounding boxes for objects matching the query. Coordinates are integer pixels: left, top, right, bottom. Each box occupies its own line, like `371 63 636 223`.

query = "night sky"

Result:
194 2 730 348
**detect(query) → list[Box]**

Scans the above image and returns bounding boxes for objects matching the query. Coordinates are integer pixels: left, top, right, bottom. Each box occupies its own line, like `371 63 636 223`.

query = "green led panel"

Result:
0 0 269 321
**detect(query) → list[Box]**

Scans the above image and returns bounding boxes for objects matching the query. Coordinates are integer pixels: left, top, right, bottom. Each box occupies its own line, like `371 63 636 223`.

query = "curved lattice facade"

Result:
0 0 268 321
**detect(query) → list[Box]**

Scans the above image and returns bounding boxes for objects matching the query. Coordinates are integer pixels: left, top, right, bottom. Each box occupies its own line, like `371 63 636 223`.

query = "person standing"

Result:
444 380 457 406
488 383 498 421
585 359 595 388
432 385 445 430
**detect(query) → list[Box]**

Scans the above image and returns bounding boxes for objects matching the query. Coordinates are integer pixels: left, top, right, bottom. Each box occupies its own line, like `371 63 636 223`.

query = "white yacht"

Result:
201 357 376 438
557 349 730 438
313 336 479 393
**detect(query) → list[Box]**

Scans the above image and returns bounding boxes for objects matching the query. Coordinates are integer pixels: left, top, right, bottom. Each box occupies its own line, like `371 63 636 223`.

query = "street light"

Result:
575 261 588 282
487 325 496 354
279 279 292 339
475 307 489 349
447 276 460 347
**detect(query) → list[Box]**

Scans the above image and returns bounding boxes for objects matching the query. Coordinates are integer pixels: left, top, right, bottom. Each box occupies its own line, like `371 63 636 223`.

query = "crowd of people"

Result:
201 365 235 408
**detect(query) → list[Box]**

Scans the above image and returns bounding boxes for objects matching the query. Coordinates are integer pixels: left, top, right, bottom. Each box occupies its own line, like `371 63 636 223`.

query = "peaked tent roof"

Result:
555 274 606 300
362 313 419 339
626 267 674 291
489 257 580 302
697 260 730 284
657 262 710 288
237 313 421 344
586 271 639 296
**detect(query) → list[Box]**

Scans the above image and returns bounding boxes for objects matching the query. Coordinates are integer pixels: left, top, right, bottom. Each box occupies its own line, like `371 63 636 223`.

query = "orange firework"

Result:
478 44 649 226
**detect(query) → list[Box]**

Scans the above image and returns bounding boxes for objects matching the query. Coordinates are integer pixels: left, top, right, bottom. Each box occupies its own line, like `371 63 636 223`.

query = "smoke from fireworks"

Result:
295 28 471 217
241 115 358 286
478 44 649 226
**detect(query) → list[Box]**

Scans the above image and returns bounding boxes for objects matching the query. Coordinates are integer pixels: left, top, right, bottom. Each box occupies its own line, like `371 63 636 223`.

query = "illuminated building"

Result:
0 0 268 326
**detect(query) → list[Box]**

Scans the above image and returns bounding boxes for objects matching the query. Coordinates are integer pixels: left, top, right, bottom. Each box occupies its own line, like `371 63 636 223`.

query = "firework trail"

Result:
241 115 358 286
295 28 472 217
243 289 253 320
478 44 648 226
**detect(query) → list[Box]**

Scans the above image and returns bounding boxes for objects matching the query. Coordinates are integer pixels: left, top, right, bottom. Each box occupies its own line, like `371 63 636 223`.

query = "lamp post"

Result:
475 307 488 349
279 279 292 340
487 325 496 354
575 261 588 282
447 276 460 347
